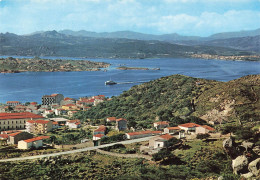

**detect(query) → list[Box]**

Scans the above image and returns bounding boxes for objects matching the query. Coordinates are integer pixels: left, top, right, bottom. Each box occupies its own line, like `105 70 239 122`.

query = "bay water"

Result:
0 57 259 103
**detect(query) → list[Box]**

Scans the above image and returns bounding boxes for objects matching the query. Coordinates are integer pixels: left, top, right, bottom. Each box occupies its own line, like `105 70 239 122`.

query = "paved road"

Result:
0 136 153 162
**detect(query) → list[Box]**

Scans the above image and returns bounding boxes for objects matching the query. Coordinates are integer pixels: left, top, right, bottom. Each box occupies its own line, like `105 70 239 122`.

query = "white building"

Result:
66 120 81 129
18 136 49 149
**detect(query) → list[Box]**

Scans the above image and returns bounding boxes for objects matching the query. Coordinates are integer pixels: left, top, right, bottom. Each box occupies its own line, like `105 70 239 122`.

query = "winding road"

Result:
0 136 153 162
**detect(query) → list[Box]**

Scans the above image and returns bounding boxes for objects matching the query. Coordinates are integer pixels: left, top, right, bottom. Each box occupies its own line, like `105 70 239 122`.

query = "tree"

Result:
152 149 181 165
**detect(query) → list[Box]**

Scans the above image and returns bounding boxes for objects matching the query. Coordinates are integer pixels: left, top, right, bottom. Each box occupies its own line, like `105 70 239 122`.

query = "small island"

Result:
0 57 110 73
117 66 160 70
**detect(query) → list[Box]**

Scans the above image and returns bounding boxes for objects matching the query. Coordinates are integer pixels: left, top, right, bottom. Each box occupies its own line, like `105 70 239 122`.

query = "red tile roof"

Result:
52 121 59 125
178 123 201 128
30 102 37 105
23 136 50 143
94 125 106 132
68 120 80 124
1 130 21 134
27 120 35 124
107 117 117 121
0 134 9 139
116 118 127 122
0 112 43 120
93 134 105 138
167 127 181 130
6 101 20 104
64 97 73 101
8 132 22 137
154 121 169 125
159 134 173 140
202 125 215 131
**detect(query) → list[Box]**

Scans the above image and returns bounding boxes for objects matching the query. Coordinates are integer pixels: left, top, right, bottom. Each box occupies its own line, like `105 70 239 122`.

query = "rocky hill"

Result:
0 57 110 73
77 74 260 128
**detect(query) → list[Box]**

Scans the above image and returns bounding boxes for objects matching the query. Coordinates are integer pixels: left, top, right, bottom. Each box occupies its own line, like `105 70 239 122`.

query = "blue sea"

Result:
0 56 259 104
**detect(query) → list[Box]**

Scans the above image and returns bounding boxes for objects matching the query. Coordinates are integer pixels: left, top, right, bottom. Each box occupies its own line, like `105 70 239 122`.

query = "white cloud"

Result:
150 10 260 36
0 0 259 35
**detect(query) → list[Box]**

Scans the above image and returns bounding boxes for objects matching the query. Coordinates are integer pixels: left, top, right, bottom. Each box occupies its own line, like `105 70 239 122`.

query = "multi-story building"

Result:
26 120 53 134
42 94 64 105
6 101 21 106
0 112 43 131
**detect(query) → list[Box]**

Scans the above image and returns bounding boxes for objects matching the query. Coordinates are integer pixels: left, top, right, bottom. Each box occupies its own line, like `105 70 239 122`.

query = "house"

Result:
93 134 105 141
106 117 117 122
66 120 81 129
76 99 95 106
149 134 174 149
14 105 27 112
125 130 161 139
54 108 67 116
153 121 169 130
52 121 59 129
115 118 127 131
94 99 104 106
178 123 201 133
6 101 21 107
0 134 9 145
42 94 64 105
8 131 33 144
49 118 69 126
42 110 54 117
0 112 43 131
67 110 78 117
18 136 50 149
94 125 106 135
62 104 79 111
26 120 53 134
60 97 76 106
195 125 215 134
164 126 181 134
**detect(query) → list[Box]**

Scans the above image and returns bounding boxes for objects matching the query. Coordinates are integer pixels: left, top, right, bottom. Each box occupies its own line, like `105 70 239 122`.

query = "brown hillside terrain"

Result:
194 74 260 124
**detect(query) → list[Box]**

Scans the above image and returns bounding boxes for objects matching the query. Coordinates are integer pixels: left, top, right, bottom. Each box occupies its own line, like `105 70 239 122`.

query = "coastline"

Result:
0 57 110 73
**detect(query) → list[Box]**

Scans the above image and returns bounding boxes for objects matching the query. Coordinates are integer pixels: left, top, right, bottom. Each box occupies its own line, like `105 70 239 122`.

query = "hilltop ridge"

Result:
77 74 260 127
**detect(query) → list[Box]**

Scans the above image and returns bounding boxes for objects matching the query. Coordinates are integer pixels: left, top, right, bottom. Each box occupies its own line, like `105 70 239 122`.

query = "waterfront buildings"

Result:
42 94 64 105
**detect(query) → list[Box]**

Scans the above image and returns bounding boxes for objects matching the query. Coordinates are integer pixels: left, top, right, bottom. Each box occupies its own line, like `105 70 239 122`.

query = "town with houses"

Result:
0 93 217 154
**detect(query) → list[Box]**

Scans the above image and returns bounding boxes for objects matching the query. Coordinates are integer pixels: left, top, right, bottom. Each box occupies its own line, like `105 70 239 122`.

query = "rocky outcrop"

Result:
232 155 249 174
223 137 242 159
241 141 254 152
248 158 260 176
223 137 260 178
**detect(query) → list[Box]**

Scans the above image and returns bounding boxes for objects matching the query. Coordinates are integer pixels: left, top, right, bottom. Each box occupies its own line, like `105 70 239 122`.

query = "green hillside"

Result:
76 74 260 128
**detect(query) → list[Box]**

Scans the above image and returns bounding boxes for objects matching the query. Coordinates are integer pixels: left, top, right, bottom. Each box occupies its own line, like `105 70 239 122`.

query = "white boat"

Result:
105 80 117 85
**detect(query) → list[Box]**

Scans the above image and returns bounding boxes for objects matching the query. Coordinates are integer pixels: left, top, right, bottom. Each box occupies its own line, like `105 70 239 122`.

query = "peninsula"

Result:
0 57 110 73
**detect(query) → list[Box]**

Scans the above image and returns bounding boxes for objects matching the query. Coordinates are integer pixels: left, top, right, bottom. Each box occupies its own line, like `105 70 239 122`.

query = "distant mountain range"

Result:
1 30 250 58
59 28 260 41
0 28 259 58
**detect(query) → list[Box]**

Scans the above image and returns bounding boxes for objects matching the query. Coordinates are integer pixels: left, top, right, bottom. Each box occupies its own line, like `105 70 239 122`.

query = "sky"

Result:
0 0 260 36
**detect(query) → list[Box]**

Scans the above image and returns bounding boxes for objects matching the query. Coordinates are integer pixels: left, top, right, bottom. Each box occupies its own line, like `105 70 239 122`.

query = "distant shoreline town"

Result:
191 54 260 61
